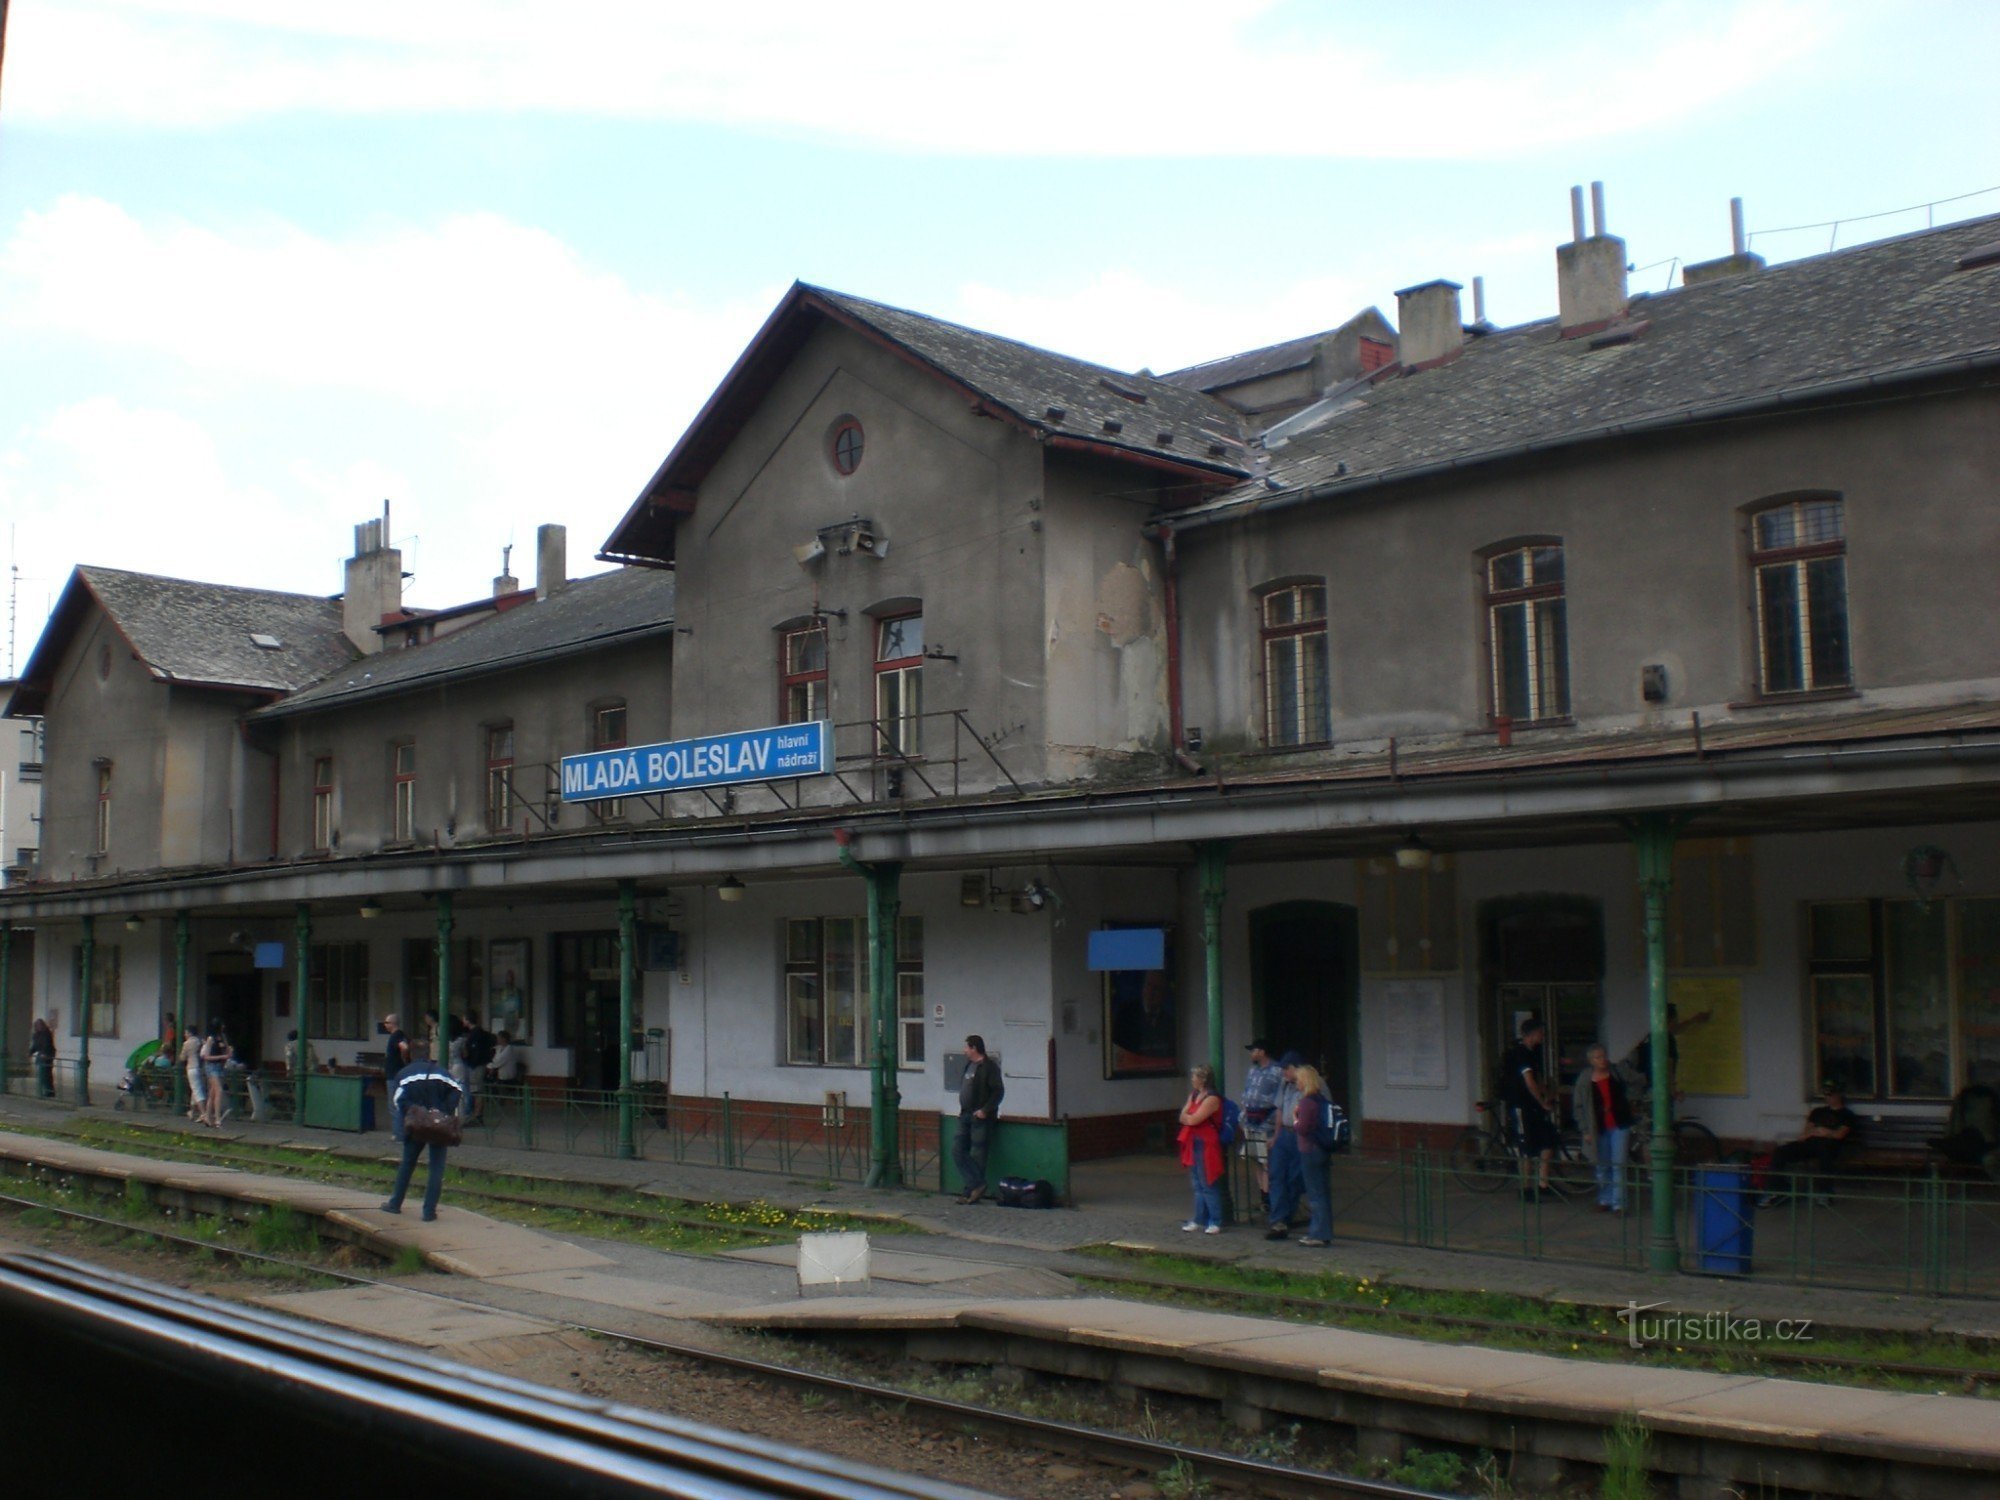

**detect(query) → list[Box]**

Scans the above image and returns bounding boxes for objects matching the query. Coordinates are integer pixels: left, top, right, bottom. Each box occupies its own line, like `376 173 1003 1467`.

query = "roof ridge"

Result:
79 563 337 606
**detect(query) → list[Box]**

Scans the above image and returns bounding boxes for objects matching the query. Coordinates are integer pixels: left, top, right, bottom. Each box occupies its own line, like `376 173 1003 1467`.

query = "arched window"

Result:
779 621 829 724
875 611 923 756
1748 496 1850 695
1258 581 1330 747
1483 542 1569 723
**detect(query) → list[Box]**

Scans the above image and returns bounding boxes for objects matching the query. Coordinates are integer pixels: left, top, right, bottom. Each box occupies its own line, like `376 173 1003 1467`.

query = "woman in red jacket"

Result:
1178 1063 1226 1233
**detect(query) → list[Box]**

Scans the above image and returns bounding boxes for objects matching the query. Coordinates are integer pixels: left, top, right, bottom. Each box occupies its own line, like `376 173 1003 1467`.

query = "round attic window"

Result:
830 419 864 476
98 643 113 681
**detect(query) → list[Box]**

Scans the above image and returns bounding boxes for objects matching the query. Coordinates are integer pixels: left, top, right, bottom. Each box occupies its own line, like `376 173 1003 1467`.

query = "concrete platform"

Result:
251 1283 561 1347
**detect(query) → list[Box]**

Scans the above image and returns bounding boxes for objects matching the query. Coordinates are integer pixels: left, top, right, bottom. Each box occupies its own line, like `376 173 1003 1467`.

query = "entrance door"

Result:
203 952 262 1065
1249 902 1360 1119
552 931 623 1090
1478 897 1603 1118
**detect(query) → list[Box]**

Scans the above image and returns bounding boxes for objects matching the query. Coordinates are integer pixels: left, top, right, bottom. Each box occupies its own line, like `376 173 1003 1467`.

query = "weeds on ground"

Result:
1155 1455 1211 1498
388 1245 428 1275
250 1204 320 1255
1601 1412 1652 1500
1373 1447 1466 1492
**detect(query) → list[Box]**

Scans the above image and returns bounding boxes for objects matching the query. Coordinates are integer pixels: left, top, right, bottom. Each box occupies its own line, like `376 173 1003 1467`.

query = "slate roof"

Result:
1158 327 1327 391
1171 212 2000 528
261 565 675 718
7 567 354 715
808 286 1251 466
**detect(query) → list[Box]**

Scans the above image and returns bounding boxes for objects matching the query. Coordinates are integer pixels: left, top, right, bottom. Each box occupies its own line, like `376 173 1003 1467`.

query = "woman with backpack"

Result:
1177 1063 1226 1234
1292 1064 1337 1247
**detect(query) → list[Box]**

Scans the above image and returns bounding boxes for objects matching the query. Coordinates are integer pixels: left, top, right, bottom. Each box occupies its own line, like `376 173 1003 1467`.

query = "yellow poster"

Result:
1668 976 1746 1096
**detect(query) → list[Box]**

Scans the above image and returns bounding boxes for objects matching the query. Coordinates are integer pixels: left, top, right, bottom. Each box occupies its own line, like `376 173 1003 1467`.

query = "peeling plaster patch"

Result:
1094 562 1150 647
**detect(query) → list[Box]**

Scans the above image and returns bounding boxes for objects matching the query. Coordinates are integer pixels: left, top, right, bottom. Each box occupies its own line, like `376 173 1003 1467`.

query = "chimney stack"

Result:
1556 180 1629 336
1394 279 1464 369
342 506 403 656
536 524 567 601
1681 194 1768 286
493 543 519 599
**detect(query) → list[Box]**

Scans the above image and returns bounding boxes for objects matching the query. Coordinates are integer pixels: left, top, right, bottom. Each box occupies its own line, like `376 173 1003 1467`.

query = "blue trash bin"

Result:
1694 1164 1755 1274
360 1089 377 1132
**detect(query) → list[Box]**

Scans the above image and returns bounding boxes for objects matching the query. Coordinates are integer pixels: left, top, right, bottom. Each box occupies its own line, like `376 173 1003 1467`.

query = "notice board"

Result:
1668 975 1747 1096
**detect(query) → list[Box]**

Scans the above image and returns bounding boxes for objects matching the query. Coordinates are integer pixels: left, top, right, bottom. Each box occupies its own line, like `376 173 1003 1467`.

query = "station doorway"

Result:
203 951 262 1065
552 931 627 1090
1248 901 1360 1125
1478 896 1604 1117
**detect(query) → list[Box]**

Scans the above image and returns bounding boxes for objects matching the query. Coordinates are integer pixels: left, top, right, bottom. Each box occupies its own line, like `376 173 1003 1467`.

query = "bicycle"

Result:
1449 1099 1591 1193
1627 1102 1722 1170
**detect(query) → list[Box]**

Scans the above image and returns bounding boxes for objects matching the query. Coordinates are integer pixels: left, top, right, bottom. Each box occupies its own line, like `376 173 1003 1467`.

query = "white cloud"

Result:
5 0 1845 158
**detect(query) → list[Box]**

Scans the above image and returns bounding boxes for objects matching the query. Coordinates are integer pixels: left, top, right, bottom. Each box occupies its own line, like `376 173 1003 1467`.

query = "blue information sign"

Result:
560 720 830 803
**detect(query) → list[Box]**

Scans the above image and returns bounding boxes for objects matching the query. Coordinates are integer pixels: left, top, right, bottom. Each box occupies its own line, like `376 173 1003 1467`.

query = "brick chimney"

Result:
342 508 402 656
1557 182 1628 337
535 523 567 601
1683 196 1767 286
1394 279 1464 369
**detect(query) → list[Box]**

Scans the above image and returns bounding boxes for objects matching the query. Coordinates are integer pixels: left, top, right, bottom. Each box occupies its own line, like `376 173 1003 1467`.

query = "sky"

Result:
3 0 1999 670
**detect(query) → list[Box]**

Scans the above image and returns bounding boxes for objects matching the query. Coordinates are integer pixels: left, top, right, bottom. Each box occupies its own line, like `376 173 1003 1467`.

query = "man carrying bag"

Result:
380 1043 464 1222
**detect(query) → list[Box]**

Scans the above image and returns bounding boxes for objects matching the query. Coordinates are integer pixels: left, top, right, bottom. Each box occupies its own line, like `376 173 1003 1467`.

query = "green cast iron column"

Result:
1635 813 1679 1273
617 879 637 1160
435 891 454 1066
78 914 94 1103
1197 843 1229 1087
291 904 310 1124
0 921 12 1094
173 911 191 1114
865 860 903 1188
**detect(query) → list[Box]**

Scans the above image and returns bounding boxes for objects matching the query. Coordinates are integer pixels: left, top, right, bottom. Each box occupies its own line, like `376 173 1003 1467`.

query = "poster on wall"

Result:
488 939 533 1037
1100 925 1178 1079
1381 978 1449 1089
1667 975 1746 1096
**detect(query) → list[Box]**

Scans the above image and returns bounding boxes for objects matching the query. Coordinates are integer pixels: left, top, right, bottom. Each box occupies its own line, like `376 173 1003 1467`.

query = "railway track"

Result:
0 1187 1440 1500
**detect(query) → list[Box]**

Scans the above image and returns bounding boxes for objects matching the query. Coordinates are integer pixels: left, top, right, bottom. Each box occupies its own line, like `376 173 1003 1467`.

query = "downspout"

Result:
1152 525 1201 775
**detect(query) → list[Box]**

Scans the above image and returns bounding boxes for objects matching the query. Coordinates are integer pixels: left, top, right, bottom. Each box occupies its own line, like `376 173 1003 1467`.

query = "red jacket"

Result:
1177 1091 1225 1183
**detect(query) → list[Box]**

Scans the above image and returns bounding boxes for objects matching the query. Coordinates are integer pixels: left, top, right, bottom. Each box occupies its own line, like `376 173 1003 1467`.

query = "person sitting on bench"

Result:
1930 1084 2000 1181
1758 1084 1859 1207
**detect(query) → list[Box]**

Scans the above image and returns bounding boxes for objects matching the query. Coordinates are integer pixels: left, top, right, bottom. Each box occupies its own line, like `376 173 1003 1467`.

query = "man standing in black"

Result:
953 1035 1004 1204
1503 1016 1560 1199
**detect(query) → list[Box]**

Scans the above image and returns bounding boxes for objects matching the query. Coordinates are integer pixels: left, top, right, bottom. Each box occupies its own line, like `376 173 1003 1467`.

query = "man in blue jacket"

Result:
380 1044 464 1222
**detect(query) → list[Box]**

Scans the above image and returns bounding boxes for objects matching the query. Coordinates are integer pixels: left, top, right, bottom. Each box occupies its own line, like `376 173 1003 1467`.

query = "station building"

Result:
4 203 1999 1174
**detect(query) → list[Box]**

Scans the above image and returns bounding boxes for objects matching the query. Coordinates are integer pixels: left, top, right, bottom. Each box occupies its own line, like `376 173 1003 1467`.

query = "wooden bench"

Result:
1844 1111 1950 1172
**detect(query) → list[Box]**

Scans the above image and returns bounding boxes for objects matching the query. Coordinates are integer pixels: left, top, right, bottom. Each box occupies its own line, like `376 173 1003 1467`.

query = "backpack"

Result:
1216 1096 1242 1149
464 1028 496 1070
1313 1097 1352 1153
994 1176 1057 1209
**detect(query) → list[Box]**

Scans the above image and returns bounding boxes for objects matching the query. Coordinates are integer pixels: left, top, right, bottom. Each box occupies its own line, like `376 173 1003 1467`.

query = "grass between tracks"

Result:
1074 1244 2000 1397
16 1117 906 1256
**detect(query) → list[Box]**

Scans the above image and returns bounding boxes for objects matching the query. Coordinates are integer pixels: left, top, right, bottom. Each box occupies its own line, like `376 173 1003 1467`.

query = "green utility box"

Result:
301 1073 368 1132
940 1118 1070 1201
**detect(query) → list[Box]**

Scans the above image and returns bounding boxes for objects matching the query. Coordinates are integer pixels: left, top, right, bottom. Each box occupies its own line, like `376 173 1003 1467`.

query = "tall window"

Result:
780 623 829 725
1751 497 1850 695
592 703 627 821
485 724 515 830
784 915 924 1069
1484 544 1569 723
94 762 113 855
391 741 416 841
309 943 370 1040
1259 583 1330 747
874 613 922 756
72 944 121 1037
311 756 335 851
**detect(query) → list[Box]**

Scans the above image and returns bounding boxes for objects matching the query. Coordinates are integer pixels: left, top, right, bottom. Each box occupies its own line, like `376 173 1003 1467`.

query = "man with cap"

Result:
1264 1051 1309 1239
1240 1039 1284 1208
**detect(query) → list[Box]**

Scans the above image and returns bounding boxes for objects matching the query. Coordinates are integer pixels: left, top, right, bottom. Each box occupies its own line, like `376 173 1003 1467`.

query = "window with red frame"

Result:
1259 584 1329 747
93 762 112 855
485 724 515 830
592 703 627 820
780 623 828 724
1750 497 1850 695
311 756 335 851
1484 543 1570 723
390 741 416 842
874 613 922 756
831 419 864 475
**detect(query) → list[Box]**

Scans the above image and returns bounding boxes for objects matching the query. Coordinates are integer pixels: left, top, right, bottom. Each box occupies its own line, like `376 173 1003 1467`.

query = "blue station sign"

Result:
559 721 830 803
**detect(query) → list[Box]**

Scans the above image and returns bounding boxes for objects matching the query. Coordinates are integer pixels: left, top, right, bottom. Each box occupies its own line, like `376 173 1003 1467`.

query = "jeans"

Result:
1299 1144 1334 1241
34 1057 54 1098
385 1137 448 1219
1594 1126 1630 1209
953 1115 991 1194
1187 1139 1223 1228
1267 1131 1303 1228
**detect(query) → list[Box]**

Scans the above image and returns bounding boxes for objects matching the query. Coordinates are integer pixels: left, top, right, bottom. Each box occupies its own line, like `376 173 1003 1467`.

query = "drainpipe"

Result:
174 912 191 1116
78 915 93 1103
435 891 454 1074
290 904 308 1125
835 829 903 1188
1155 526 1185 751
617 879 637 1160
1633 813 1681 1273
